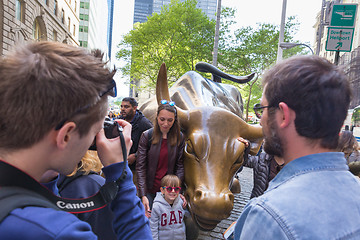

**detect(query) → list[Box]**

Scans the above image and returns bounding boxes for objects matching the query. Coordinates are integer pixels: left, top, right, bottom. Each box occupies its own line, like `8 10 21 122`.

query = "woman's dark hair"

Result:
337 130 359 159
152 103 181 146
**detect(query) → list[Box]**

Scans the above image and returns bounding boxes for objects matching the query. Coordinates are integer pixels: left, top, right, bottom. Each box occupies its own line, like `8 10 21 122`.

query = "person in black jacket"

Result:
237 137 284 198
120 97 153 184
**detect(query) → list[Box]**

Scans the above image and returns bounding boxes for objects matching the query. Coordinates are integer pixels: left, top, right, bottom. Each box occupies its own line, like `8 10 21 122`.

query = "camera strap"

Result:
0 121 128 214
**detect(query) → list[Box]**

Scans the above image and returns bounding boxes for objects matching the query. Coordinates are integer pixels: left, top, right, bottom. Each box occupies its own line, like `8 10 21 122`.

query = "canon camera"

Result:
89 120 120 150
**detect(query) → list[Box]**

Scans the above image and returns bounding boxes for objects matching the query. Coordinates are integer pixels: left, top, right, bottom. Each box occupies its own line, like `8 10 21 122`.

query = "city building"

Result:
314 0 360 108
78 0 108 59
131 0 218 99
134 0 217 24
133 0 153 24
0 0 79 55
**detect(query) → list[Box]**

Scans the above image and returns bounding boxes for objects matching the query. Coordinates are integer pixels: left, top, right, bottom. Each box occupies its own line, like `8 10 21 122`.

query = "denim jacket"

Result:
234 152 360 240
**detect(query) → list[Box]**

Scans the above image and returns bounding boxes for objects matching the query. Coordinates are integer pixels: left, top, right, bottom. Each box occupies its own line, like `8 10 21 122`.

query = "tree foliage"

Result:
117 2 310 121
217 9 307 120
117 0 215 91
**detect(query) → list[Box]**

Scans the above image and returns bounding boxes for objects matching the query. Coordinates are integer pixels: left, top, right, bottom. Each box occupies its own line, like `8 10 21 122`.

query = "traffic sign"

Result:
326 27 354 52
330 4 357 28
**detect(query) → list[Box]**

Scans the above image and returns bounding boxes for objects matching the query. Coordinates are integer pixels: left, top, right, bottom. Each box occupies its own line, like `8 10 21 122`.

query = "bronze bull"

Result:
140 63 263 230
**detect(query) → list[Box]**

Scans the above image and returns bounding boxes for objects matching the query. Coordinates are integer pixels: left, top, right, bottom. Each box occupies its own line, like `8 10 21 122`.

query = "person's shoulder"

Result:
59 173 104 198
143 128 154 136
139 113 153 127
1 206 95 239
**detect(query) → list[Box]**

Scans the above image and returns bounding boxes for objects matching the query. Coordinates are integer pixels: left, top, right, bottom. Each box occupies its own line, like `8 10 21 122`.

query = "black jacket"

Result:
244 153 274 199
121 110 152 169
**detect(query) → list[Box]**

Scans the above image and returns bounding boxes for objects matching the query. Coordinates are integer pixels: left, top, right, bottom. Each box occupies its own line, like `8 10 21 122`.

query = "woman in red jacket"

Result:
136 100 185 217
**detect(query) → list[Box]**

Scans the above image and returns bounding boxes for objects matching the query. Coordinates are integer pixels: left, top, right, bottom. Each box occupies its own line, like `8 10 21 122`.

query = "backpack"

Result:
0 187 60 222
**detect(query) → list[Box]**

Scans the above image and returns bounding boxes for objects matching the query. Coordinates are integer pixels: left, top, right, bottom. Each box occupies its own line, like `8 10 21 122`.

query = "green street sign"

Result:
326 27 354 52
330 4 357 28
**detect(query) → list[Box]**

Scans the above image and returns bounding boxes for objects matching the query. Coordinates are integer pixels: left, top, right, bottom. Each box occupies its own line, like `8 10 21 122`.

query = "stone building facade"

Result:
314 0 360 108
1 0 79 56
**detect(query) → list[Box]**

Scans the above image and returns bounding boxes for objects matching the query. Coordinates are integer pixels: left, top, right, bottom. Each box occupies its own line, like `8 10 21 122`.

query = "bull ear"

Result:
156 63 171 104
176 106 189 130
242 124 263 155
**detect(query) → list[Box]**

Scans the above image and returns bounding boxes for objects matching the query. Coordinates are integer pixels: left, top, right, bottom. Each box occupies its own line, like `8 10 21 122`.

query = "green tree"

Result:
218 11 307 121
117 0 215 91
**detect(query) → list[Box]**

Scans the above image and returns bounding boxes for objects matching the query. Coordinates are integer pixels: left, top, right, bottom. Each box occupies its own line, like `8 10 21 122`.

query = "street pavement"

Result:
197 167 254 240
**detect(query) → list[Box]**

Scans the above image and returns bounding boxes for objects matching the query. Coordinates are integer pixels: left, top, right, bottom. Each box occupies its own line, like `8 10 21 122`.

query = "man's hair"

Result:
262 55 351 149
122 97 138 107
161 174 181 187
152 103 181 147
0 41 115 151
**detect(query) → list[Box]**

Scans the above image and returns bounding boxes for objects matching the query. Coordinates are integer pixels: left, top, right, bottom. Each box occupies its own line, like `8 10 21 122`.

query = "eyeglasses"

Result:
55 79 117 130
160 99 175 106
253 103 274 119
162 186 181 193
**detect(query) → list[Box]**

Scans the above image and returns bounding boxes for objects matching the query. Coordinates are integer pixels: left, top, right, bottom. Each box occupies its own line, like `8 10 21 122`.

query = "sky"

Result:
223 0 323 46
115 0 323 97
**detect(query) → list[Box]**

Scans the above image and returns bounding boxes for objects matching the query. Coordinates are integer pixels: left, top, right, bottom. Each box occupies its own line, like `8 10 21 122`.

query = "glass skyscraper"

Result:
133 0 217 24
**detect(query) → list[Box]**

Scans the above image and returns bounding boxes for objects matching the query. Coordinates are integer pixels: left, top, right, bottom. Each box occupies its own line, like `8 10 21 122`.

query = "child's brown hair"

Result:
161 174 181 187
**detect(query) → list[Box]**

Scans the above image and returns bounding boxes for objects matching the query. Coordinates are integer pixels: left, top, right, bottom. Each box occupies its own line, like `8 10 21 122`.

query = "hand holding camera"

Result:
95 119 133 167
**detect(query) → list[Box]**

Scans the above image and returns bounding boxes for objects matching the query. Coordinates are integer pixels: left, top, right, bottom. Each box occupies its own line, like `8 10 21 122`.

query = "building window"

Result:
33 19 41 41
15 0 25 23
53 30 58 41
61 9 65 24
54 0 58 15
75 0 77 13
45 0 49 6
79 26 88 33
68 17 71 31
80 2 89 9
79 14 89 21
79 40 88 47
73 24 76 36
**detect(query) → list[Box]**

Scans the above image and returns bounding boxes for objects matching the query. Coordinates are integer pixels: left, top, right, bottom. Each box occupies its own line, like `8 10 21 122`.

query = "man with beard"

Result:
233 55 360 239
120 97 152 183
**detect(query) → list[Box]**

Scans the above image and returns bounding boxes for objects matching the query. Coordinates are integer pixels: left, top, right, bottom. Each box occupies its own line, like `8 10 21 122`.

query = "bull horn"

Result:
195 62 256 84
242 123 263 155
156 63 171 104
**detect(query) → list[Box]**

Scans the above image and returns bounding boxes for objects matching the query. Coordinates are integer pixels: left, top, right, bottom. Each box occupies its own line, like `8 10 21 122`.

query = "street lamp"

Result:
279 42 314 55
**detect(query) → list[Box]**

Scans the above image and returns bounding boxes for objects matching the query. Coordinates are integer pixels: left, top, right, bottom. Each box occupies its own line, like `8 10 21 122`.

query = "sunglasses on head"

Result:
162 186 181 193
160 99 175 106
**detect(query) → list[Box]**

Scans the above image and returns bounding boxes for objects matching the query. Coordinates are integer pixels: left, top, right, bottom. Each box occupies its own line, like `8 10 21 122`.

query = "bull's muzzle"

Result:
188 188 234 230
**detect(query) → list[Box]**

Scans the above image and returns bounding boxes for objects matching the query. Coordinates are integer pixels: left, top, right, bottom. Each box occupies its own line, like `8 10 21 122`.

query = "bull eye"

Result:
185 140 194 154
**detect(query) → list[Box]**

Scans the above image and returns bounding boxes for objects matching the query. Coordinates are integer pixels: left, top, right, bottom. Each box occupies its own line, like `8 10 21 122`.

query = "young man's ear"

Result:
55 122 77 150
278 102 293 128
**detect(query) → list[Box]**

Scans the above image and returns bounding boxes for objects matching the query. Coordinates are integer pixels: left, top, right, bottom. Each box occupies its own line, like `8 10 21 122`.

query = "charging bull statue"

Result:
140 62 263 231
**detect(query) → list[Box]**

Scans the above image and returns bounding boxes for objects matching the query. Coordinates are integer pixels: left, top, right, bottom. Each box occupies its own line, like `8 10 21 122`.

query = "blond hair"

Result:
68 150 103 176
160 174 181 187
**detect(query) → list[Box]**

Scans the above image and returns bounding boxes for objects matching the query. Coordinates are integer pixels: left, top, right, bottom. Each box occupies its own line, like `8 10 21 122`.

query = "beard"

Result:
263 115 284 157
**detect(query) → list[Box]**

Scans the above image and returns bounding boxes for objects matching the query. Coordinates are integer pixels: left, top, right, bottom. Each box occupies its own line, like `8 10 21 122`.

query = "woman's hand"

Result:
142 196 151 218
237 137 249 148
